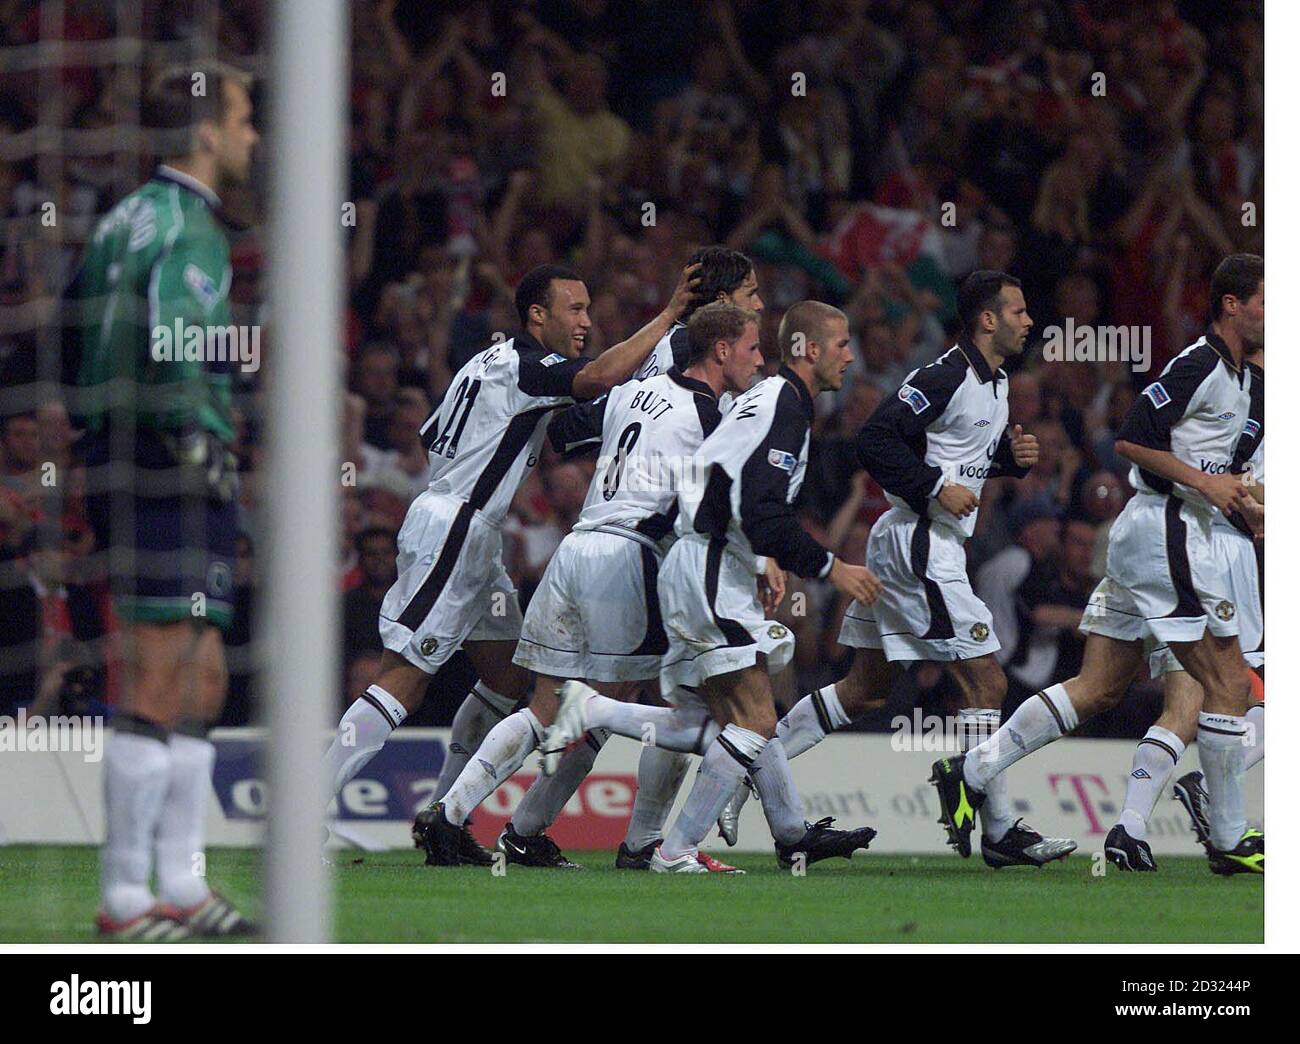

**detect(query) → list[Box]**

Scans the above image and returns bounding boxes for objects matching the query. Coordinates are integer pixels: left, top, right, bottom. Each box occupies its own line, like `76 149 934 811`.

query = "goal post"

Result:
262 0 347 943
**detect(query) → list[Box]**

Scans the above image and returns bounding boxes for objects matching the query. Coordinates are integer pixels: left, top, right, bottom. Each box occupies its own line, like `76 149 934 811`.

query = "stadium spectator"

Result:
342 526 399 688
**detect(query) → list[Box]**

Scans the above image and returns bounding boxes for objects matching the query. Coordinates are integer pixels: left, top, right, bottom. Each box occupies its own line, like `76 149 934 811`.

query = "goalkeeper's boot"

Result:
1172 770 1212 848
96 904 191 942
1104 823 1157 871
415 802 465 866
498 822 582 869
541 681 596 776
178 890 258 937
614 840 658 870
982 820 1077 868
929 755 984 857
717 777 755 847
1208 828 1264 876
775 817 876 868
413 806 494 866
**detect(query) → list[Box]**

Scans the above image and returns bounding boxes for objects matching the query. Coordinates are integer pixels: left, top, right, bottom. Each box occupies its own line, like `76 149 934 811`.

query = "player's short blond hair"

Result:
778 301 846 362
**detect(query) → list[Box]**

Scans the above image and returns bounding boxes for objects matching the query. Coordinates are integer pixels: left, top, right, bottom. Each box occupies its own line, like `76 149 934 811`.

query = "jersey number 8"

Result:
602 422 641 501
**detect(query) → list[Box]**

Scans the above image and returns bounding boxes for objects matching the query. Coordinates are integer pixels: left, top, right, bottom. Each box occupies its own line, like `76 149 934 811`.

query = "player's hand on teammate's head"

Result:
1010 424 1039 468
668 262 704 317
937 483 980 519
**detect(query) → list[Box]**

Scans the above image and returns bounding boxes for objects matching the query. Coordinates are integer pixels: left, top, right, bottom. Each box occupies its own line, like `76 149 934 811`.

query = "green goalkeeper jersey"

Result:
73 165 236 444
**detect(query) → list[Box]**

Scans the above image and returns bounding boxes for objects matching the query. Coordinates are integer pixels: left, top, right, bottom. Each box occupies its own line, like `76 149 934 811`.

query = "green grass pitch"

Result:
0 845 1261 943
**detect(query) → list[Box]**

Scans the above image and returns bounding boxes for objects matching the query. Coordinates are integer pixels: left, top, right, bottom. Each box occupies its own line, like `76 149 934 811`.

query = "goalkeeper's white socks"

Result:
585 694 719 753
959 708 1013 843
511 728 609 836
155 727 218 911
442 708 543 826
776 683 850 758
1118 725 1184 841
661 724 765 860
964 684 1078 792
100 720 172 922
432 684 516 802
1197 711 1249 850
624 746 690 850
1244 702 1264 771
322 685 406 799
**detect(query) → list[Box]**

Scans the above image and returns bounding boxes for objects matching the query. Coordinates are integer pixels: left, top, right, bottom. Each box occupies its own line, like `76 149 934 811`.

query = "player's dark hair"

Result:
515 264 583 327
686 302 759 364
1210 253 1263 319
144 61 253 157
777 300 846 362
958 270 1021 337
683 246 755 320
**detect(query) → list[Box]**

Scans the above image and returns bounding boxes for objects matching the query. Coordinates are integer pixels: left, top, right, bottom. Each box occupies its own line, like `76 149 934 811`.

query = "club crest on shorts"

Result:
768 623 788 639
419 635 439 656
970 622 989 642
1214 600 1235 621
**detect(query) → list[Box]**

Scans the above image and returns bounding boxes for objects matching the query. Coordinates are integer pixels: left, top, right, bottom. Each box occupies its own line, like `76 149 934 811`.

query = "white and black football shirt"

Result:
549 368 722 544
632 322 689 381
1116 331 1254 514
677 366 834 580
857 341 1029 539
417 331 590 524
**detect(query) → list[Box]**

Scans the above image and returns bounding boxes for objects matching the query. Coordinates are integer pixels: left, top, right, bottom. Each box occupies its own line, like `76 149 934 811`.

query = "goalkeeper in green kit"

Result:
71 62 258 939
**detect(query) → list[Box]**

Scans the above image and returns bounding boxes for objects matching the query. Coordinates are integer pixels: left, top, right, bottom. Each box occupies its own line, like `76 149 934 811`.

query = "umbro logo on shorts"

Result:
1214 600 1236 621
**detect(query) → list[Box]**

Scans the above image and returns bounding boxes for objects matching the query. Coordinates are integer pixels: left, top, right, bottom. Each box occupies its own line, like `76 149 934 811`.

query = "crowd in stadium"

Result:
0 0 1263 735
